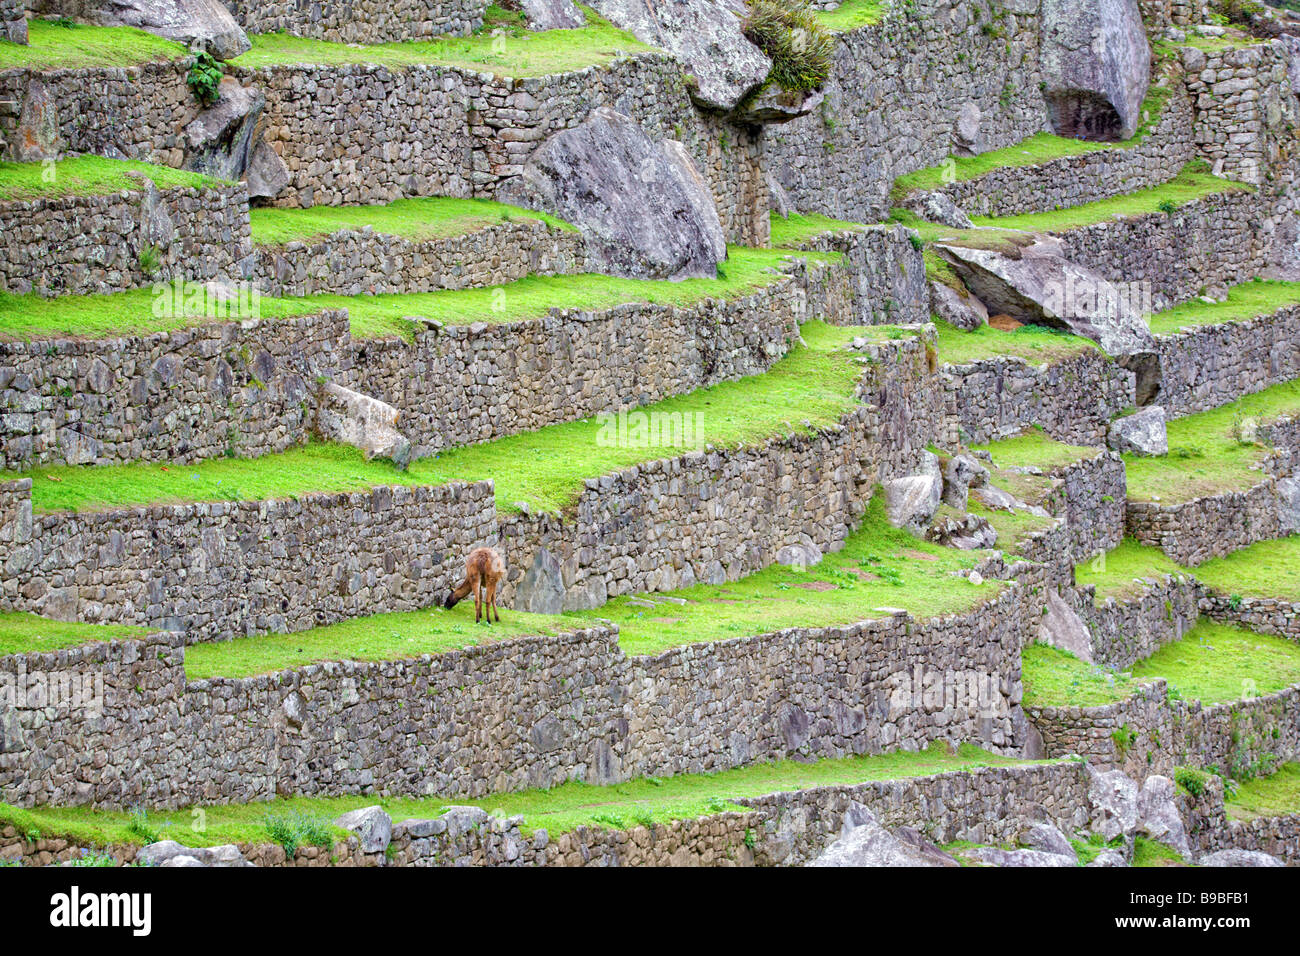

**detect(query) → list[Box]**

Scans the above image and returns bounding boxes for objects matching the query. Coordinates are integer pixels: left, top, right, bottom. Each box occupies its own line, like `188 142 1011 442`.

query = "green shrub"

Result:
264 811 335 856
186 50 224 106
1213 0 1265 24
1174 766 1212 797
742 0 836 94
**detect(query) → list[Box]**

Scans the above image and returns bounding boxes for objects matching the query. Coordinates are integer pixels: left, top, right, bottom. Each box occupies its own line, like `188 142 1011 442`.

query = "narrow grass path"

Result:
1022 621 1300 708
17 321 873 514
1147 278 1300 335
0 742 1042 847
249 196 574 246
1076 536 1300 605
0 612 149 657
934 319 1099 367
973 427 1102 472
0 157 223 202
0 20 185 69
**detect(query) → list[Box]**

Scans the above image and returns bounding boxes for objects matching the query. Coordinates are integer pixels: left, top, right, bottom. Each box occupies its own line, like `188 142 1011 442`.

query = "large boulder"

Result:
883 454 943 536
1198 849 1285 867
520 0 585 30
333 806 393 854
586 0 770 112
1037 588 1094 663
1041 0 1150 141
930 280 989 331
46 0 251 59
937 241 1160 398
515 548 565 615
1108 406 1168 457
1089 767 1139 842
1137 776 1192 860
5 77 62 162
809 804 958 867
245 139 291 200
315 382 413 470
182 77 264 182
497 107 726 280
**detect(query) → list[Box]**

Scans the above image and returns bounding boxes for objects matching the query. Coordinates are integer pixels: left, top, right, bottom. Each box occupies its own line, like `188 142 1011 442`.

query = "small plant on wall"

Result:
742 0 836 94
187 50 224 106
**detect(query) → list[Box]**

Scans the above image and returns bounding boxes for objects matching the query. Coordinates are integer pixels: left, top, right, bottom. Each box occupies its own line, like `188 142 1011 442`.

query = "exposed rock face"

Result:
883 453 943 535
930 280 989 331
497 107 726 280
4 12 27 45
334 806 393 854
1108 406 1168 457
1137 776 1192 860
775 539 823 570
809 803 958 867
515 548 565 615
1198 849 1285 867
909 192 973 229
1089 767 1139 842
1041 0 1151 141
937 241 1160 396
183 77 265 182
1278 476 1300 535
1037 588 1094 663
48 0 251 59
6 77 62 163
926 512 997 550
315 382 413 470
245 138 291 200
967 845 1076 867
520 0 585 31
731 86 824 125
136 840 253 867
941 454 989 510
586 0 771 111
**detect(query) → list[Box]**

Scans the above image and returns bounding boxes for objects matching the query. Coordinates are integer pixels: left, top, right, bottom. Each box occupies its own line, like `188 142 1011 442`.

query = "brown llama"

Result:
443 547 505 624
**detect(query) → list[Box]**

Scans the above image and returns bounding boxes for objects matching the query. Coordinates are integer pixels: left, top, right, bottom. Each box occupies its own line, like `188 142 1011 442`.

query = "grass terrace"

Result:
0 19 186 70
0 246 832 342
973 426 1102 473
249 196 575 246
185 493 999 676
769 211 868 248
0 157 225 202
232 6 656 76
16 321 878 514
0 612 150 657
1195 536 1300 604
1147 278 1300 335
1023 621 1300 708
968 163 1249 233
934 319 1100 367
815 0 888 32
1074 539 1185 602
1122 379 1300 504
1225 763 1300 821
0 741 1040 847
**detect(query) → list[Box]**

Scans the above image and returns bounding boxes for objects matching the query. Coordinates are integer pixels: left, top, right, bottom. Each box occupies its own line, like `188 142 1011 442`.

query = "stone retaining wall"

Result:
221 0 485 43
940 350 1135 446
0 311 348 471
766 0 1050 224
1184 779 1300 865
1017 452 1128 578
1071 573 1201 671
0 182 252 297
775 225 930 325
910 79 1196 219
0 479 498 641
1058 189 1273 310
253 217 589 297
1027 679 1300 782
497 332 941 610
1201 591 1300 642
0 584 1030 809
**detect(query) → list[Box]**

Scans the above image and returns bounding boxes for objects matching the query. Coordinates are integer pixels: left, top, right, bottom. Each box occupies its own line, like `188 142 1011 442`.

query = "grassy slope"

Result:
0 246 826 342
973 427 1101 472
18 321 871 514
1148 279 1300 335
0 157 223 202
1123 379 1300 504
186 493 1000 677
970 165 1249 233
769 212 868 248
233 6 655 75
0 612 150 657
934 319 1099 367
1194 536 1300 604
250 196 574 246
1226 763 1300 821
1074 539 1185 601
0 742 1037 846
0 20 185 69
1023 621 1300 708
815 0 888 32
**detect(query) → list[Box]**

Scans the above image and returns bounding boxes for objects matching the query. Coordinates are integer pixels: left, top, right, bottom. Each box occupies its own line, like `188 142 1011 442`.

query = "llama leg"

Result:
487 580 500 623
474 582 483 623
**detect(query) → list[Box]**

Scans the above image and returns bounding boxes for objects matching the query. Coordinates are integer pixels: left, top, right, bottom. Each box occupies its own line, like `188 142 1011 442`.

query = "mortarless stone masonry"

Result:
220 0 486 43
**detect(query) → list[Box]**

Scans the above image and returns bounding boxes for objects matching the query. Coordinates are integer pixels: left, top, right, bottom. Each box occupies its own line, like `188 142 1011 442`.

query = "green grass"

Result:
249 196 575 246
184 493 999 676
1148 279 1300 335
1023 621 1300 708
1132 836 1187 866
17 321 876 515
973 427 1101 472
935 319 1099 367
0 612 150 657
815 0 888 32
233 7 655 76
1194 536 1300 604
0 741 1040 846
1123 379 1300 504
1225 763 1300 821
0 20 186 70
1074 539 1185 601
0 246 827 342
769 211 867 248
0 157 223 202
970 164 1249 233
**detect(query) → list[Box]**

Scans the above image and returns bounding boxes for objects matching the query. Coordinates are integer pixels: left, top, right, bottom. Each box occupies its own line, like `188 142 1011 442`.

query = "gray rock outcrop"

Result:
334 806 393 854
1037 588 1094 663
1089 767 1139 842
5 77 61 162
136 840 254 867
586 0 771 112
1136 775 1192 860
182 77 264 182
48 0 251 59
515 548 565 615
1108 406 1168 457
1041 0 1151 141
245 139 291 200
1198 849 1284 867
809 804 958 867
930 280 989 331
883 453 943 535
315 382 413 470
521 0 585 31
497 107 726 280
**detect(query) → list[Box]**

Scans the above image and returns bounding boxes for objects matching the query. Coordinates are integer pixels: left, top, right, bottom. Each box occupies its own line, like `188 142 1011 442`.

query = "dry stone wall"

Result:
220 0 486 42
1018 452 1128 574
940 350 1135 446
766 0 1050 223
1126 474 1295 566
1154 304 1300 417
0 182 252 296
777 225 930 325
0 311 347 471
1184 780 1300 864
1202 591 1300 641
1071 573 1201 671
1 479 498 641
